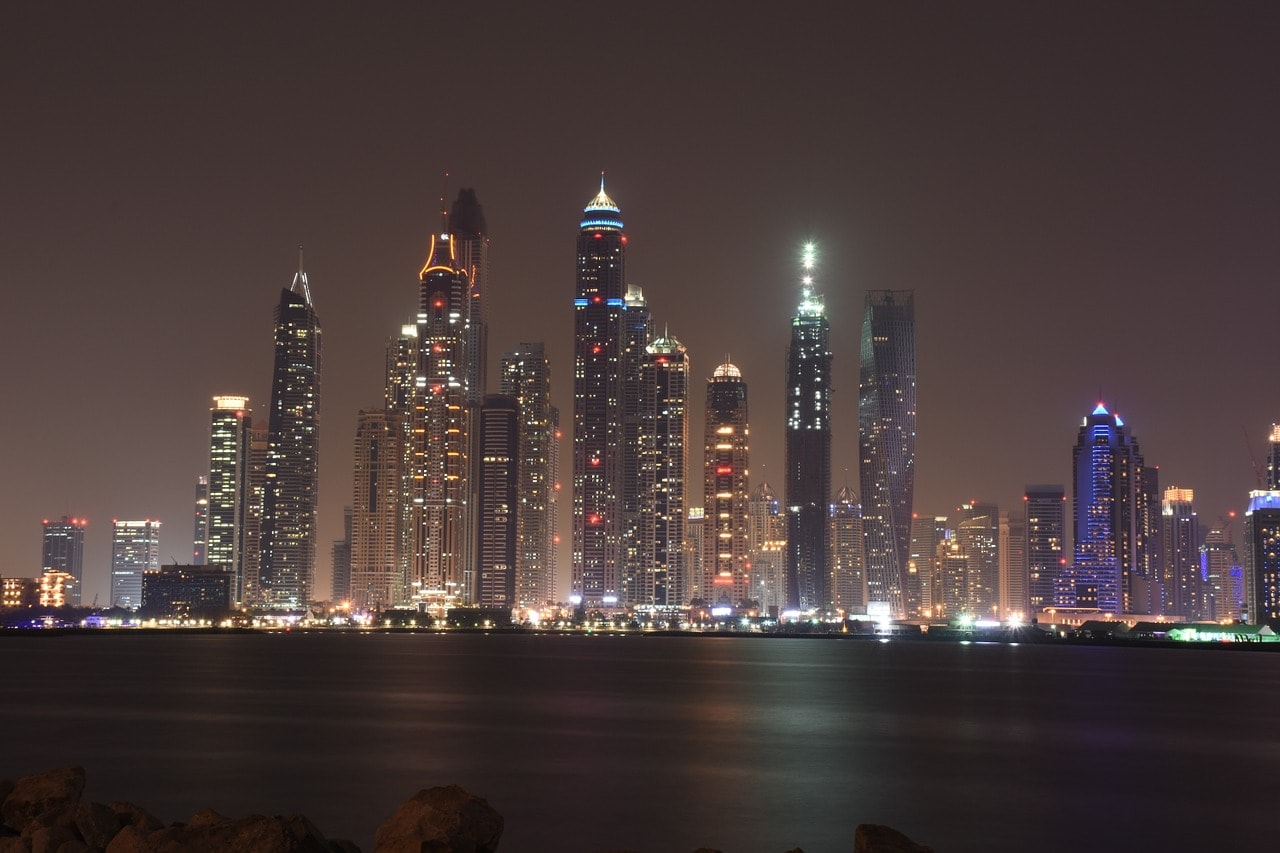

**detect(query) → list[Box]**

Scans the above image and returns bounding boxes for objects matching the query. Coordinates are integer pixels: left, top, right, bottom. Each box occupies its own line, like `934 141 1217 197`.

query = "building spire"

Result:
290 244 312 306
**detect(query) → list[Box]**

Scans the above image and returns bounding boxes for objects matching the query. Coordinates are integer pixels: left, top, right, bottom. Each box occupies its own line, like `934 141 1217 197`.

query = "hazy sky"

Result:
3 2 1278 604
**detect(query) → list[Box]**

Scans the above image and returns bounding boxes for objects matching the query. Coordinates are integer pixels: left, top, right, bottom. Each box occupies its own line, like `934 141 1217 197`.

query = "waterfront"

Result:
1 633 1276 851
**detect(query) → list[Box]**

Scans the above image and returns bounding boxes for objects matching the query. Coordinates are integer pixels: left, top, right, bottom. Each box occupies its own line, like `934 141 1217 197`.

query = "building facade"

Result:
1025 485 1066 613
475 395 520 608
859 290 916 618
207 396 253 606
41 516 87 607
829 486 865 614
351 410 405 611
703 361 750 608
501 344 557 608
1161 487 1201 618
110 519 161 610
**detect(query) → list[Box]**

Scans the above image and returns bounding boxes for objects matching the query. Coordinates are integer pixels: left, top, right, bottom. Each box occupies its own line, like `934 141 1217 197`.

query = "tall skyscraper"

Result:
1161 487 1201 618
1244 424 1280 626
748 483 787 614
1025 485 1066 613
259 251 322 608
109 519 160 609
629 331 689 607
450 189 489 406
41 516 87 607
956 502 999 616
907 514 947 619
207 396 252 605
620 284 653 605
192 476 209 563
411 222 474 606
998 510 1028 620
475 395 519 608
703 361 750 608
829 486 866 614
331 506 352 603
1068 403 1152 614
501 343 557 608
785 243 832 611
1201 527 1238 622
572 178 626 611
859 289 916 618
350 410 406 611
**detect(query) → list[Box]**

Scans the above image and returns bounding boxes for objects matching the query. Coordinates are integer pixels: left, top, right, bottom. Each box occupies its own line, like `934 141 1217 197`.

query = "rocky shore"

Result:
0 767 932 852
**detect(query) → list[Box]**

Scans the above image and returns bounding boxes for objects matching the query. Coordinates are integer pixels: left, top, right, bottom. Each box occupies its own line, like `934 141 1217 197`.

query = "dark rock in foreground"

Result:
1 767 933 852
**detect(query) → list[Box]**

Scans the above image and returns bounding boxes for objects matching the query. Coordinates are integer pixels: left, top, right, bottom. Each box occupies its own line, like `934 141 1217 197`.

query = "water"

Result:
1 633 1276 851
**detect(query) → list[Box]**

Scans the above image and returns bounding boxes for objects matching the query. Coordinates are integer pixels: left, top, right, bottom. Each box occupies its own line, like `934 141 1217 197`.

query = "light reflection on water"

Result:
1 634 1277 852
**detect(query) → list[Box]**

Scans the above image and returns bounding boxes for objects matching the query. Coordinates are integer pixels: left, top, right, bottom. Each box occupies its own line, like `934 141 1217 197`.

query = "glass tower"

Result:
41 516 87 607
501 343 556 608
1025 485 1066 612
259 252 322 608
110 519 160 610
207 396 252 605
703 361 750 608
858 290 916 618
784 244 832 611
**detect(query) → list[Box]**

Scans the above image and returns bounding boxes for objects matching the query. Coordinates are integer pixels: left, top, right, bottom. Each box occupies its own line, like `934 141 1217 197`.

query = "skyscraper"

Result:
192 476 209 563
859 290 916 618
41 516 87 607
450 189 489 406
1201 527 1239 622
1025 484 1066 613
784 243 832 611
331 506 352 603
998 510 1028 620
259 251 322 608
350 410 405 611
109 520 160 609
1068 403 1151 614
1161 487 1201 618
748 483 787 614
500 343 557 608
411 223 473 606
829 486 866 614
703 361 750 608
956 502 999 616
1244 424 1280 626
572 178 626 611
207 396 252 605
475 395 519 608
630 331 689 607
907 513 947 618
620 284 653 605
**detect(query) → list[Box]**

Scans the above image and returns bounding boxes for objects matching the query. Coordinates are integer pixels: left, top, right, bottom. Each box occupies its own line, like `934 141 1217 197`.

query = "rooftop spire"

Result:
797 240 824 317
290 244 312 306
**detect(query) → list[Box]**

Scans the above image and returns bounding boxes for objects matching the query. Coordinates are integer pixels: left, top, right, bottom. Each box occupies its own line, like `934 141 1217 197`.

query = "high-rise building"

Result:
1245 424 1280 626
206 396 252 605
351 411 406 611
331 507 352 603
956 502 999 616
1201 527 1238 622
192 476 209 563
475 395 519 608
620 284 653 606
748 483 787 614
259 251 322 608
41 516 87 607
549 413 562 603
1161 487 1201 618
572 179 627 611
1067 403 1152 614
501 343 557 608
109 519 160 609
829 486 865 614
859 290 916 618
703 361 750 608
998 510 1028 620
628 332 689 607
907 514 947 619
411 221 474 607
450 189 489 406
684 507 706 605
1025 485 1066 613
785 243 832 611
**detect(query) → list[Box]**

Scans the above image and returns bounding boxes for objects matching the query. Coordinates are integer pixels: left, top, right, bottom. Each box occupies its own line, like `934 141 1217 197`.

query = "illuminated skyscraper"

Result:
859 290 916 618
703 361 750 608
785 243 831 611
907 514 947 618
110 520 160 609
1067 403 1152 614
629 331 689 606
207 396 252 605
1025 485 1066 612
956 502 998 616
1201 527 1239 622
501 343 557 607
1244 424 1280 626
829 486 865 614
572 178 626 611
259 251 322 608
450 189 489 406
475 395 519 608
41 516 87 607
748 483 786 613
411 221 473 606
192 476 209 563
619 283 653 605
350 410 406 611
998 510 1027 619
331 506 352 603
1161 487 1201 618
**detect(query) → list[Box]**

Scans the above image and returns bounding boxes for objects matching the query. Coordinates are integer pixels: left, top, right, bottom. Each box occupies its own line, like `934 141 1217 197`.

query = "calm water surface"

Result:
1 633 1277 852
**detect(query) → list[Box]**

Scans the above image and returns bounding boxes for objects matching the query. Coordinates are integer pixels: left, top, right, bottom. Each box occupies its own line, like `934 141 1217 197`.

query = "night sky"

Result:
4 2 1278 605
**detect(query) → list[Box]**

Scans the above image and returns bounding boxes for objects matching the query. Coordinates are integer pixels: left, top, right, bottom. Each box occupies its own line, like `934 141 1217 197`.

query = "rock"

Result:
1 769 86 834
185 809 230 829
52 840 90 853
24 825 75 853
125 813 333 853
374 786 503 853
73 801 123 849
853 824 933 853
104 826 148 853
327 841 362 853
0 838 29 853
0 780 15 807
106 804 163 835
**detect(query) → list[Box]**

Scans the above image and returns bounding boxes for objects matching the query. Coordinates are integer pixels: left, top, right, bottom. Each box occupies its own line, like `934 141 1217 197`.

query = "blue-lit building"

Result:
858 290 916 618
785 244 832 611
1066 404 1155 614
572 179 627 611
1245 425 1280 626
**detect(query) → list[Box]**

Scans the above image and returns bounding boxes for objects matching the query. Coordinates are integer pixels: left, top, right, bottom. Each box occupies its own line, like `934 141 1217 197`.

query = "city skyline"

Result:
4 4 1278 605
